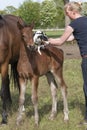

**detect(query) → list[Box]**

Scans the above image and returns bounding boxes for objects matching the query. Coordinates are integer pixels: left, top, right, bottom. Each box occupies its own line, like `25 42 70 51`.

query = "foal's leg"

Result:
16 77 26 125
53 68 69 121
31 76 39 126
46 72 58 120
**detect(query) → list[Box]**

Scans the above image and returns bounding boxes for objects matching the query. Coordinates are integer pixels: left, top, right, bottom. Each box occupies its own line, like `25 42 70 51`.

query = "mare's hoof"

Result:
1 120 7 124
0 121 7 127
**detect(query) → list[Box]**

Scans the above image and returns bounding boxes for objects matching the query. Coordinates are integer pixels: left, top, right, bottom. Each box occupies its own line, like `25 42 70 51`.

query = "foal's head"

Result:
17 20 34 49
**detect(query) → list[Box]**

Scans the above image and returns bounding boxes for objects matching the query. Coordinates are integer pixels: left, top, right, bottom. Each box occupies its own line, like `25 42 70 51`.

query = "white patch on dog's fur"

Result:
33 30 49 55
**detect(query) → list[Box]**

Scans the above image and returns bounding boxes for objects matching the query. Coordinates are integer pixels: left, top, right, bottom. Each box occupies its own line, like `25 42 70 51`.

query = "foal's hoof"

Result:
16 116 23 126
64 119 69 124
64 116 69 123
64 117 69 124
34 123 39 128
16 120 22 126
49 112 57 120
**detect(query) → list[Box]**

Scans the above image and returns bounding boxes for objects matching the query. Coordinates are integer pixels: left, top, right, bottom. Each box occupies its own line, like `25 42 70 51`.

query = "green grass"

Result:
44 30 64 38
0 59 86 130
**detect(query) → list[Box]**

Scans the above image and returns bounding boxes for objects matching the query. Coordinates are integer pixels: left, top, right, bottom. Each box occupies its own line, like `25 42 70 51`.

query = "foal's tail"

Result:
10 62 20 90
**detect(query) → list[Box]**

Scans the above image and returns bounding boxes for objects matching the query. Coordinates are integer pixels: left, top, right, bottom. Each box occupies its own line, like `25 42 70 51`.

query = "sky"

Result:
0 0 43 10
70 0 87 1
0 0 87 10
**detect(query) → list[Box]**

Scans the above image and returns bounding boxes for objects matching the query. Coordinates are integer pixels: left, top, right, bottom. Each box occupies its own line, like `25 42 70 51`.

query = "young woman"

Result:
49 2 87 125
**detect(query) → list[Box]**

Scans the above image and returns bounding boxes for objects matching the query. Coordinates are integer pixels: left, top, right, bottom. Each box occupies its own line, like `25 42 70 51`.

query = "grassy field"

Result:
0 59 87 130
43 29 64 38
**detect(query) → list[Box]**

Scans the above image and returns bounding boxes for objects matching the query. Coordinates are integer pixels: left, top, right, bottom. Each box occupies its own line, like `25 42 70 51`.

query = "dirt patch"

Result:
58 43 81 59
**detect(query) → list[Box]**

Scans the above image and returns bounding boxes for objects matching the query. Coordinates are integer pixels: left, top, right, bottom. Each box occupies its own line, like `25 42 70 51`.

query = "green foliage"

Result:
17 0 41 27
0 10 6 15
40 0 57 28
82 2 87 16
0 0 65 28
1 0 87 28
4 6 17 14
40 0 64 28
53 0 65 27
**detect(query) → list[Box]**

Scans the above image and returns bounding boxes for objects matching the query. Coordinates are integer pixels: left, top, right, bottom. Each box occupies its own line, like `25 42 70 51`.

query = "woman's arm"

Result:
66 34 75 41
48 25 74 46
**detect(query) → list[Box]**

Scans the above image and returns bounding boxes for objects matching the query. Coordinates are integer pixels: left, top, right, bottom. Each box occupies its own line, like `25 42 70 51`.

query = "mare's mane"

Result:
0 15 6 27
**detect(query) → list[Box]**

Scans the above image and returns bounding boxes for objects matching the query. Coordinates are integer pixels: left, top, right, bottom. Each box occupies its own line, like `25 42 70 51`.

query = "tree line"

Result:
0 0 87 29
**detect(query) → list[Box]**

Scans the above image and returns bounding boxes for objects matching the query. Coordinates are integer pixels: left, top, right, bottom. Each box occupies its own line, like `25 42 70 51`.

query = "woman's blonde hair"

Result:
64 2 82 13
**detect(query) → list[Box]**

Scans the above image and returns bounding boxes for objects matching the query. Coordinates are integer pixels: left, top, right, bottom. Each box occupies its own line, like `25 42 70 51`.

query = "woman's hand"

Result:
48 38 62 46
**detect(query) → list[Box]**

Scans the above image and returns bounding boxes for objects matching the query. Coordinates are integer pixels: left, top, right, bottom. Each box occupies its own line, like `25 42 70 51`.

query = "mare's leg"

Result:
0 63 12 124
16 77 26 125
46 72 58 120
31 76 39 126
53 67 69 121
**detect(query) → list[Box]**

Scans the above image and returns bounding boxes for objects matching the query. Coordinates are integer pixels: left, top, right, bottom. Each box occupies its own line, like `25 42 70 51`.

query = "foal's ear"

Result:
17 21 24 30
17 17 25 30
30 21 35 29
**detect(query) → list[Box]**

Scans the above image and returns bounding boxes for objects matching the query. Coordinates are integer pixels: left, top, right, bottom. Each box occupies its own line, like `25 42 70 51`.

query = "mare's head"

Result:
17 20 34 50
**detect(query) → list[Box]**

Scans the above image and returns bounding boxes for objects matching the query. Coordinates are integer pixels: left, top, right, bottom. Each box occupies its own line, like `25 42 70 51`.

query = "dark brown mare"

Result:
16 21 69 126
0 14 25 124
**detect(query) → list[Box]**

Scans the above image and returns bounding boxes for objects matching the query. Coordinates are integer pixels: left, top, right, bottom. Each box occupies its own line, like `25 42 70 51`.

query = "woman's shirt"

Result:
69 16 87 56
